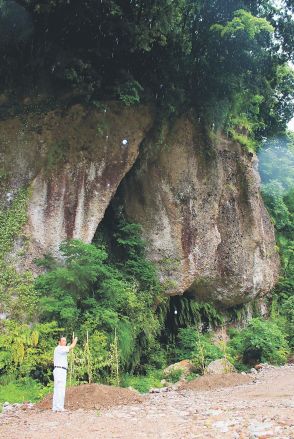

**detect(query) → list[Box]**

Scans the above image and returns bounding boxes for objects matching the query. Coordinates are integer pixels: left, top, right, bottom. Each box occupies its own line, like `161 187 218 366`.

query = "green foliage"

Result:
161 295 224 349
0 0 293 139
0 188 29 257
175 327 223 373
109 328 120 386
35 219 163 375
185 372 200 382
281 296 294 349
114 220 160 292
0 264 39 321
211 9 274 39
36 240 109 328
0 377 44 404
44 141 70 172
225 93 266 151
121 369 163 393
0 320 61 383
117 80 143 106
0 186 39 321
164 368 182 384
67 330 110 385
228 318 289 366
259 134 294 354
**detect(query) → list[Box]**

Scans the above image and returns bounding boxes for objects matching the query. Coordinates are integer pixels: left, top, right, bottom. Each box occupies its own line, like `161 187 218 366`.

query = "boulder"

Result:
163 359 197 378
1 104 280 308
121 116 279 306
206 358 236 375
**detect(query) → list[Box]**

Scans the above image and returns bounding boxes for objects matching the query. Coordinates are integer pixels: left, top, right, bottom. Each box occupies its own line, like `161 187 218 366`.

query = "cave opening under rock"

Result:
93 180 222 356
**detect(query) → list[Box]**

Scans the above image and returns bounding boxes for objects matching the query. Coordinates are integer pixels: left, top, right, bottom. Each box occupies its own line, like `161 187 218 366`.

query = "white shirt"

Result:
54 345 70 369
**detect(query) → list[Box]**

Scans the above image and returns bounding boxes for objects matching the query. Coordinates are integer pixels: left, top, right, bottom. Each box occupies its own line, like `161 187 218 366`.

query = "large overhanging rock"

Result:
120 116 279 307
0 102 152 265
1 103 279 306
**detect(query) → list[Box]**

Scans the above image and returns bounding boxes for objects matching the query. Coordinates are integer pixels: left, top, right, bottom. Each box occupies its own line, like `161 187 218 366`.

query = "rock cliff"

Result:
0 104 279 306
0 102 152 267
119 116 279 306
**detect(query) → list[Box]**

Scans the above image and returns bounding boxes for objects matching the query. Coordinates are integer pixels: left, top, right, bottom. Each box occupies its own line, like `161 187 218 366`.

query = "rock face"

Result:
206 359 236 375
163 360 197 378
0 102 152 264
1 105 279 306
120 116 279 306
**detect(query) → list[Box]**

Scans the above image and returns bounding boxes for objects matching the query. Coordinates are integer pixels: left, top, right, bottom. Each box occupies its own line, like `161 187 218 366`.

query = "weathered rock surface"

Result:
120 115 279 305
163 359 197 378
0 102 152 265
1 105 279 305
206 358 236 375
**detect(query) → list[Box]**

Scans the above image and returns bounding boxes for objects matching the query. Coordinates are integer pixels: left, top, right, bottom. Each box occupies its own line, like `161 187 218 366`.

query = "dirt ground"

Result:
37 383 143 411
1 365 294 439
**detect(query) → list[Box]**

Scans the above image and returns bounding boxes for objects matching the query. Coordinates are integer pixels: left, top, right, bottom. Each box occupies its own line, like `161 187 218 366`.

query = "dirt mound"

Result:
37 383 143 411
179 373 253 391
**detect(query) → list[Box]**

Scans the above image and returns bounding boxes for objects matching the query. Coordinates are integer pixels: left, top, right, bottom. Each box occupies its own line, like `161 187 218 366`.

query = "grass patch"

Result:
0 378 45 404
121 370 164 393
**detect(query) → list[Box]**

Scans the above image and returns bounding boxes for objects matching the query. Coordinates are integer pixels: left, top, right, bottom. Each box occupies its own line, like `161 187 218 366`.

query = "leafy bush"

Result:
0 187 38 321
281 296 294 349
259 134 294 356
121 369 163 393
0 377 44 404
185 372 200 382
175 327 223 373
0 320 61 383
117 80 144 106
228 318 289 366
0 187 29 257
35 219 163 376
164 368 182 383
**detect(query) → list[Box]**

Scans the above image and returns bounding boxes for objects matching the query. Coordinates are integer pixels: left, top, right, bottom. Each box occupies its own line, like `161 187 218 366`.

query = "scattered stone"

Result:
149 387 171 394
255 363 271 371
205 409 223 416
6 192 13 202
248 420 274 437
1 365 294 438
212 420 230 433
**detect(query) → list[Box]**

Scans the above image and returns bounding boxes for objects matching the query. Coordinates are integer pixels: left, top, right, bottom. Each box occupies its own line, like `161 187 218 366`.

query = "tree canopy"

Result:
0 0 293 139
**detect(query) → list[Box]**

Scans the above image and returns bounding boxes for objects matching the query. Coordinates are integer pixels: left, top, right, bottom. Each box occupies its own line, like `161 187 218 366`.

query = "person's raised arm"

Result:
69 337 78 351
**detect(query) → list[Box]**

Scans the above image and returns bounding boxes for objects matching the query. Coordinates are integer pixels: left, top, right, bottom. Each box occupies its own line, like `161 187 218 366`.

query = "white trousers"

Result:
52 368 67 411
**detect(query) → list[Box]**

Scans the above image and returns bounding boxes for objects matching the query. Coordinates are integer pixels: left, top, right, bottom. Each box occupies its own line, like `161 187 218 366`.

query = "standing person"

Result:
52 335 78 412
